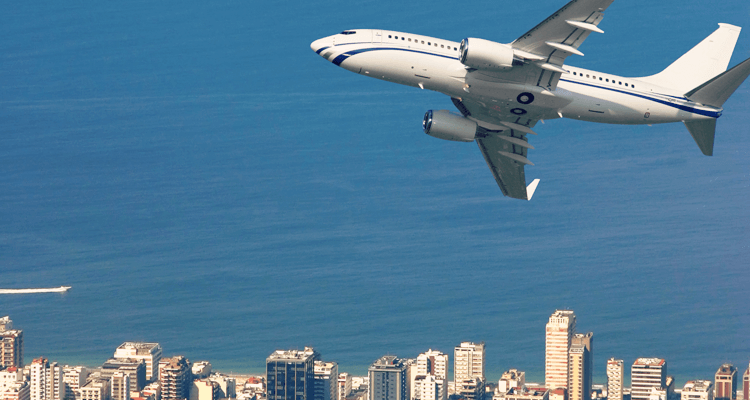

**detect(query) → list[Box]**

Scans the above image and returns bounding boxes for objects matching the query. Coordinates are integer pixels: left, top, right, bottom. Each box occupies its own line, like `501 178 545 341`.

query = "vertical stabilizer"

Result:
639 24 741 93
684 120 716 156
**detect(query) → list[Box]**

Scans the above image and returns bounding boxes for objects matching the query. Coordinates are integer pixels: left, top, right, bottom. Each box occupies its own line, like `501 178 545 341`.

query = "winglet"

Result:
526 179 541 200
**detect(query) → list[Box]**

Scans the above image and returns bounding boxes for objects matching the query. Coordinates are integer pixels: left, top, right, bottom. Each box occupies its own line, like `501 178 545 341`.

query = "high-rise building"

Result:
606 359 623 400
62 366 88 400
569 333 593 400
314 361 339 400
110 372 130 400
743 364 749 400
412 350 447 400
715 365 737 400
30 358 64 400
114 343 162 382
631 359 667 400
454 343 485 382
158 356 191 400
267 349 315 400
416 351 448 381
77 379 109 400
545 311 576 390
0 317 24 369
338 373 352 400
369 356 408 400
682 381 714 400
101 359 146 391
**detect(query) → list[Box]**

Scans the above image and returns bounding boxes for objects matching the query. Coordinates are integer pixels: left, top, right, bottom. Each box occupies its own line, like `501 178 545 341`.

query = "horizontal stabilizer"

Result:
686 56 750 108
526 179 540 201
684 119 717 156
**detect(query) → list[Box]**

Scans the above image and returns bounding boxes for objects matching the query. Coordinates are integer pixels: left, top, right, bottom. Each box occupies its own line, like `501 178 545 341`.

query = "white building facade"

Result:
631 359 667 400
683 381 714 400
545 310 576 390
606 359 623 400
113 343 162 382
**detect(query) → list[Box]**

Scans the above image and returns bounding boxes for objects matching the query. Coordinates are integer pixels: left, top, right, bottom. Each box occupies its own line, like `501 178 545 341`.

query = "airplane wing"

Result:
451 98 542 200
512 0 614 89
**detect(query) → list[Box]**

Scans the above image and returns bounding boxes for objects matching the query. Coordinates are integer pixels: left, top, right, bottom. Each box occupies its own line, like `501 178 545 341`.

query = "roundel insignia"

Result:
517 92 534 105
644 112 650 118
511 108 527 115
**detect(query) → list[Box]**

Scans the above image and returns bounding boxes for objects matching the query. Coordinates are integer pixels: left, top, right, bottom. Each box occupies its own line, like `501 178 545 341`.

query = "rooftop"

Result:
116 342 162 355
267 349 315 361
683 381 713 392
634 358 666 367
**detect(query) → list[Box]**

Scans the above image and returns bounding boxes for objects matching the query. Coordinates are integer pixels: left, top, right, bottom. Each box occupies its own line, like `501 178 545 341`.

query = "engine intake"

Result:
423 110 477 142
459 38 515 70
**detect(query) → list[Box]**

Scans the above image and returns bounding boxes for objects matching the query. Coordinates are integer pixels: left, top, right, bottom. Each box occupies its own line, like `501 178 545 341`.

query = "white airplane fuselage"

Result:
311 29 721 126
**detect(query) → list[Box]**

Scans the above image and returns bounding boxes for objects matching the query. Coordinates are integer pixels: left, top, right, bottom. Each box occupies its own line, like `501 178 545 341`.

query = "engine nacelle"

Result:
459 38 515 70
422 110 477 142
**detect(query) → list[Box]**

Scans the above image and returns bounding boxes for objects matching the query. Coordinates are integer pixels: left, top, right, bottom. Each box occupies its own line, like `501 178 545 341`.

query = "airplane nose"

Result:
310 37 331 54
310 38 323 53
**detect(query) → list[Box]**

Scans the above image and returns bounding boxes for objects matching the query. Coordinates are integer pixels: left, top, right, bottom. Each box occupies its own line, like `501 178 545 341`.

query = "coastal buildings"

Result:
77 379 109 400
454 343 484 382
0 317 24 369
158 356 191 400
30 358 64 400
110 371 130 400
743 364 749 400
113 343 163 382
338 373 352 400
682 381 714 400
101 358 146 392
0 367 29 400
368 356 407 400
545 311 576 390
266 349 315 400
569 333 593 400
606 359 624 400
62 366 88 400
454 343 485 400
631 358 667 400
498 387 550 400
497 369 525 394
314 361 339 400
715 365 737 400
412 350 447 400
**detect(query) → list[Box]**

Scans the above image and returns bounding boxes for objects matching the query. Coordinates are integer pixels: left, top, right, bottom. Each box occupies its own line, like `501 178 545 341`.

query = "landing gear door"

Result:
373 30 382 43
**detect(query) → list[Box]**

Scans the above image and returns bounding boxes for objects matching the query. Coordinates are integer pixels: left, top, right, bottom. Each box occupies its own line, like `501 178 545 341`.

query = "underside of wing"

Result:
452 98 540 200
512 0 614 89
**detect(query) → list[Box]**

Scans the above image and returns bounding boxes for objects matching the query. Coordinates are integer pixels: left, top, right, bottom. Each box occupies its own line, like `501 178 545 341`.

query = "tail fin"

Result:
682 57 750 156
639 24 741 93
684 120 716 156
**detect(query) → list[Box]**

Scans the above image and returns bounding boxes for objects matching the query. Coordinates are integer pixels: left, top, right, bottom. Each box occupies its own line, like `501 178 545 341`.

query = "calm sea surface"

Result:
1 0 749 386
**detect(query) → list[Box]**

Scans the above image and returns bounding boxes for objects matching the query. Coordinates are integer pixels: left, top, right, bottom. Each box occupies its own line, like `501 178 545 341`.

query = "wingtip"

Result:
526 179 541 200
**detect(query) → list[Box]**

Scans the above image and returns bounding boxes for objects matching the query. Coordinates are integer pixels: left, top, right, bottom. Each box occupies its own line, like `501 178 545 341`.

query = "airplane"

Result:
310 0 750 200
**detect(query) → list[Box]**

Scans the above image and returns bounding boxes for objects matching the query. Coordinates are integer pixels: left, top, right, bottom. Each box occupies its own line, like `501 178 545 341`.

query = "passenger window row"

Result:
387 34 458 51
572 71 634 89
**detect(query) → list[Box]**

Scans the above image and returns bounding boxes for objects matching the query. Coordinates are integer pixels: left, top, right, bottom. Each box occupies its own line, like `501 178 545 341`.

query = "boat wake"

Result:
0 286 71 294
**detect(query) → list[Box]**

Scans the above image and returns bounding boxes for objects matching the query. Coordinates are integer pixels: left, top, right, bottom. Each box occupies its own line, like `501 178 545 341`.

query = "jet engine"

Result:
459 38 515 70
422 110 477 142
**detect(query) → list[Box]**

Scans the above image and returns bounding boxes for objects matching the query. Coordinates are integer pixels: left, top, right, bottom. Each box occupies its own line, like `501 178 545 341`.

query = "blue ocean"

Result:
1 0 749 386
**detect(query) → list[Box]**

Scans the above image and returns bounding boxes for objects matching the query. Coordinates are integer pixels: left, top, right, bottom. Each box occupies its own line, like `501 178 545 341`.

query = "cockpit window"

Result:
340 31 356 35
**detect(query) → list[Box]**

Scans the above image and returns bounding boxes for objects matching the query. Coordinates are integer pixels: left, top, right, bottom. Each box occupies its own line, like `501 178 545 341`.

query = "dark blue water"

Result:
1 0 749 387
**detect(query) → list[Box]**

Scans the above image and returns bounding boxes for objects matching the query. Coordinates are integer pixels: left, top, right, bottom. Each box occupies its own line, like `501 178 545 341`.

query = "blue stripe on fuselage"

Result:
559 78 722 118
331 46 458 66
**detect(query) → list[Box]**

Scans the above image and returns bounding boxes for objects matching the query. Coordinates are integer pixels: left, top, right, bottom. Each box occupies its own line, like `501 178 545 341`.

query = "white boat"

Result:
0 286 71 294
